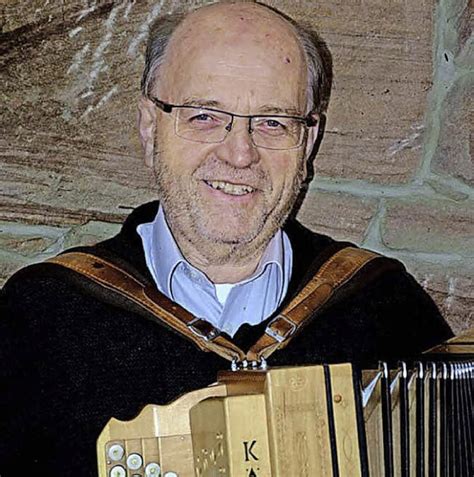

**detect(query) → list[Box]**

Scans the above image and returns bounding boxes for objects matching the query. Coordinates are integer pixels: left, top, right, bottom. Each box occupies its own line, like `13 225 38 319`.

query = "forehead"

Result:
158 4 307 111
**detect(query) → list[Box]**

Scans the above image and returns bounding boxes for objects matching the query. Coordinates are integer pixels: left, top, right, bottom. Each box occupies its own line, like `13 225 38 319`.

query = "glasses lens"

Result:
251 117 304 150
174 107 305 149
176 108 230 143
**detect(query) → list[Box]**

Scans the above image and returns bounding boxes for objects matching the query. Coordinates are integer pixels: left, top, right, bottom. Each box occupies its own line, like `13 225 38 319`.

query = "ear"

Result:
304 113 320 159
302 113 320 180
137 97 157 168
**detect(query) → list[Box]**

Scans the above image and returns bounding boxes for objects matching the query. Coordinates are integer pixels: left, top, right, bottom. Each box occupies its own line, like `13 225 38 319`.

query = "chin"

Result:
194 191 294 250
197 214 264 246
201 227 259 246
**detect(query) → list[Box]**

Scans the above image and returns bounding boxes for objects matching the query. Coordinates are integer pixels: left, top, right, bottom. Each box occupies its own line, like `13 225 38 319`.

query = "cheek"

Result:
266 154 301 194
155 122 174 155
157 126 202 173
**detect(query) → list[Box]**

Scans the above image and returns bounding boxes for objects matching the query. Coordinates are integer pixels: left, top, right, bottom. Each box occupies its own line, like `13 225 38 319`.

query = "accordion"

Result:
97 329 473 477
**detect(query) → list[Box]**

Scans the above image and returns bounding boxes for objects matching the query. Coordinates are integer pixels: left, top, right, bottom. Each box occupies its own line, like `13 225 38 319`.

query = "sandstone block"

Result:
0 221 66 257
399 256 474 335
0 221 67 285
63 220 121 249
1 1 157 226
287 0 436 184
442 0 472 65
0 219 119 284
382 198 474 255
0 234 56 257
297 190 377 243
431 74 473 186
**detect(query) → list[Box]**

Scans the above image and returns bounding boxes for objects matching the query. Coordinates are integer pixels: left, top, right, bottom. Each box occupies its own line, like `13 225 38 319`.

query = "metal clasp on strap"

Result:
187 318 220 342
265 314 297 343
231 357 268 372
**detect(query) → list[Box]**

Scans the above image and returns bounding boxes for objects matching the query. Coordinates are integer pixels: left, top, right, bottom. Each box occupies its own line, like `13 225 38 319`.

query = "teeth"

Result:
206 180 255 196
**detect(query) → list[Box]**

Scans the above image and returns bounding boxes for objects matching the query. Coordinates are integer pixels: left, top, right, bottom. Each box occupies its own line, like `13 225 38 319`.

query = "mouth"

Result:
204 180 256 196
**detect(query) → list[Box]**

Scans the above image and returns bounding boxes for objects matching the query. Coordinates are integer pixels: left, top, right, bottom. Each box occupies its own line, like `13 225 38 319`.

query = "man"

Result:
0 2 452 476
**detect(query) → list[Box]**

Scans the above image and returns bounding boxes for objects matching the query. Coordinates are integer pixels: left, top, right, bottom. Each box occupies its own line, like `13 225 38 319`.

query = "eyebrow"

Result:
181 98 302 116
182 97 221 108
258 104 302 116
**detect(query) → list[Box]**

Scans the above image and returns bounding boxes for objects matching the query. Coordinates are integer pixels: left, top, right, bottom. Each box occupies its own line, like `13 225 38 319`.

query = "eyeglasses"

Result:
149 97 318 150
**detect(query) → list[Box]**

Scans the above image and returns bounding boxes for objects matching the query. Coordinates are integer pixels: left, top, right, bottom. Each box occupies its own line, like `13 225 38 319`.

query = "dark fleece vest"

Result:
0 201 452 476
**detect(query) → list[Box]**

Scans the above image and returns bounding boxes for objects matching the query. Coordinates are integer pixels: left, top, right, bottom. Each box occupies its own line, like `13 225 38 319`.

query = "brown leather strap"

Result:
46 246 381 366
46 253 246 363
246 247 380 362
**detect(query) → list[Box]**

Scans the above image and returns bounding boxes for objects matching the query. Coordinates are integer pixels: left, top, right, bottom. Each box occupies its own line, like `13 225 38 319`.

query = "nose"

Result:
215 117 260 168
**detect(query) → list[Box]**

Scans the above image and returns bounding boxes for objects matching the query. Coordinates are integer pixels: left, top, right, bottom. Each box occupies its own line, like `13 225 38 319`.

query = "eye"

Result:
189 113 214 123
185 111 225 130
264 119 286 129
253 117 289 136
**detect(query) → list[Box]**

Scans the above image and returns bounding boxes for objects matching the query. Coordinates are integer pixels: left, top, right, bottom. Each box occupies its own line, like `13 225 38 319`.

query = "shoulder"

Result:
284 218 343 254
285 217 412 293
1 256 110 349
284 218 404 296
283 219 453 354
333 263 453 359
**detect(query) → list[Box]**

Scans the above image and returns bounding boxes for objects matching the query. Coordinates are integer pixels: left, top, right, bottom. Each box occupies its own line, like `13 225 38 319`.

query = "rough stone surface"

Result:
0 220 121 284
443 0 472 64
382 198 474 256
0 234 56 257
296 0 435 184
297 190 377 243
431 74 473 186
400 257 474 335
63 220 121 249
0 221 67 255
1 1 157 226
0 221 68 285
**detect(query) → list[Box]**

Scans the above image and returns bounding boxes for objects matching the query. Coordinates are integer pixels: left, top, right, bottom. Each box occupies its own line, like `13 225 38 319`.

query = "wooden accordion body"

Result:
98 330 474 477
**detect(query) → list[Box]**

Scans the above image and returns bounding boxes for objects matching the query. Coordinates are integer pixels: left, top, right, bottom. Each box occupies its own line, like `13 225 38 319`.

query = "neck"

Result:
174 234 266 283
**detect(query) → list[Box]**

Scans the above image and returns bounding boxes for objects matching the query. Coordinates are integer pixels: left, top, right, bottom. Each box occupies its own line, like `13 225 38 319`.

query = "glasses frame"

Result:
149 96 318 150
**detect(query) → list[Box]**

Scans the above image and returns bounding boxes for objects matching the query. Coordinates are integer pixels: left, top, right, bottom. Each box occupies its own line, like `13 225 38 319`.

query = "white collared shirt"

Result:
137 206 292 337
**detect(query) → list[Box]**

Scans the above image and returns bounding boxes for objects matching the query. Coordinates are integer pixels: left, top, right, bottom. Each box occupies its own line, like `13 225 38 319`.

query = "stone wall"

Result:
1 0 472 333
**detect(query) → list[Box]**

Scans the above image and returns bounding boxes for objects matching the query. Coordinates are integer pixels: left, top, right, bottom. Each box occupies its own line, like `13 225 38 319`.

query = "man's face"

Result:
141 5 317 262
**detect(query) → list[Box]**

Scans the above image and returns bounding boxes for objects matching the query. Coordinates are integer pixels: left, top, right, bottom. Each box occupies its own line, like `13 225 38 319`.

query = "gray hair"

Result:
141 4 332 115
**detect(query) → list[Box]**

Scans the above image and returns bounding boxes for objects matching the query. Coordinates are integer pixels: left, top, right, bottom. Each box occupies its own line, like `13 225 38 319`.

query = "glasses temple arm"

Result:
149 97 173 113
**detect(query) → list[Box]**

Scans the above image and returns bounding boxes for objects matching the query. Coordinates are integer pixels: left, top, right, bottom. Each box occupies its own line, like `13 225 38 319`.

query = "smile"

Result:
204 180 255 196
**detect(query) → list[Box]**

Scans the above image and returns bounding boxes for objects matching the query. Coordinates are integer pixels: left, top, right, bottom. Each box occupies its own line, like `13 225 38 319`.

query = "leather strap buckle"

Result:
265 315 297 343
187 318 220 342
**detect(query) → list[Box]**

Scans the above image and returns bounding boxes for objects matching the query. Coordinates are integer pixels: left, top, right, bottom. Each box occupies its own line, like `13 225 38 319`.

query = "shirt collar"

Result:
234 228 285 286
137 204 287 291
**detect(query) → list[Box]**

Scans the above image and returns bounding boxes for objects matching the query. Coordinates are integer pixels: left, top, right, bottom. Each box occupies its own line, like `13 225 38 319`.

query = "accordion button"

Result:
164 472 178 477
108 444 125 461
127 453 143 470
109 465 126 477
145 462 161 476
